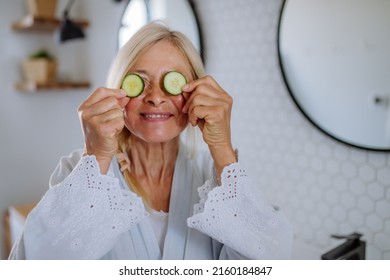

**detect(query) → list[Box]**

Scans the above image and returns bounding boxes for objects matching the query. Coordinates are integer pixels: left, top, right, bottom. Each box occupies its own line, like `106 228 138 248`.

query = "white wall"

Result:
0 0 127 259
1 0 389 260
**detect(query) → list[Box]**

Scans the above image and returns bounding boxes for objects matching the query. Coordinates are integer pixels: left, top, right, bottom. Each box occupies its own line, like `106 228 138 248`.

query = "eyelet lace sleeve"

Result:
22 155 147 259
187 162 293 259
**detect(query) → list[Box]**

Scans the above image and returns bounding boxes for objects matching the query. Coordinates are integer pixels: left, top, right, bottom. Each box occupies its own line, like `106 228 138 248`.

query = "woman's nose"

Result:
144 85 168 106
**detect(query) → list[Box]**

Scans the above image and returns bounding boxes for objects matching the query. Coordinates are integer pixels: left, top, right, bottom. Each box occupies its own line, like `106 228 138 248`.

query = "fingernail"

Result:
182 84 189 91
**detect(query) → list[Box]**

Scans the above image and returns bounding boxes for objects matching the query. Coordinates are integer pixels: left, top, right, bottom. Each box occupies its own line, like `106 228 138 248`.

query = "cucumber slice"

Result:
121 74 144 97
163 71 187 95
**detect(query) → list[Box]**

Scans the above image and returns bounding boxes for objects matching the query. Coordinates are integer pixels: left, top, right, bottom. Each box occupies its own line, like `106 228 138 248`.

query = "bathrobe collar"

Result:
110 143 213 260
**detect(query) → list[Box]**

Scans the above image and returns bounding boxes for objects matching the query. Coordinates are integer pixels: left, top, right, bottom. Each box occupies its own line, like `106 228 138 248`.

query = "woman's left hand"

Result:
182 75 237 178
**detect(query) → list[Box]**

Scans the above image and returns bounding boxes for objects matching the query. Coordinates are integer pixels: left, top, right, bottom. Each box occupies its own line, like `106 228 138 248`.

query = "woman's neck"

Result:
128 136 179 178
127 136 180 212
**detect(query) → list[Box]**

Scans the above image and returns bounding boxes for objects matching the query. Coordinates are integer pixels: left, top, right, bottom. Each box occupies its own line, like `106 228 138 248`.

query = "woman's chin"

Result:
130 131 181 145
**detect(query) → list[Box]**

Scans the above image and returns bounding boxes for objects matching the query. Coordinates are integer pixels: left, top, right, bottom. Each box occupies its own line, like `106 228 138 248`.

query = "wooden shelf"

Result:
12 14 89 32
16 81 90 92
12 14 90 93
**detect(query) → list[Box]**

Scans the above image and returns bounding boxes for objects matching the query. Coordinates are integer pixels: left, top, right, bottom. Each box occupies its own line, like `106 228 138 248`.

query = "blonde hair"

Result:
106 21 204 88
107 21 205 203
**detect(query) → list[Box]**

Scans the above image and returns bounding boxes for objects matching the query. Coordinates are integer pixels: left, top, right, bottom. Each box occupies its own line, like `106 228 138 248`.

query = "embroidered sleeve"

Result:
22 155 147 259
187 162 293 259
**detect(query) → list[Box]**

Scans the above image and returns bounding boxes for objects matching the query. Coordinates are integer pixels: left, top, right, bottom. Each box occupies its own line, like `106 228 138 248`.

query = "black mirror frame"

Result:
276 0 390 152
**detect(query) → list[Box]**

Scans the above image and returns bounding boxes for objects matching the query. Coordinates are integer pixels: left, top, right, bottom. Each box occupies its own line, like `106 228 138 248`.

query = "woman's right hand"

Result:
78 87 129 174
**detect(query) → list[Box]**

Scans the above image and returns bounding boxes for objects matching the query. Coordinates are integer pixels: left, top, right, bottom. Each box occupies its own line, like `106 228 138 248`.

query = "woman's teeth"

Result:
143 114 169 119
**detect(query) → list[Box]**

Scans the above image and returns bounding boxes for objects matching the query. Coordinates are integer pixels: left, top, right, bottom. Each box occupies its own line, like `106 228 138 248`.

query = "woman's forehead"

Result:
130 41 192 77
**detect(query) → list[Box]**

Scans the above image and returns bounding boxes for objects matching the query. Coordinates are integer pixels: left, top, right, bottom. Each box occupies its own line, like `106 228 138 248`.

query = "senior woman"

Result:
9 21 293 260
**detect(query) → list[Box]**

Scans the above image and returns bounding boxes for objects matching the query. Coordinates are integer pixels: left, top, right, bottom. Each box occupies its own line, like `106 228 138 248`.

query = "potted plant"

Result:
22 49 57 85
26 0 57 19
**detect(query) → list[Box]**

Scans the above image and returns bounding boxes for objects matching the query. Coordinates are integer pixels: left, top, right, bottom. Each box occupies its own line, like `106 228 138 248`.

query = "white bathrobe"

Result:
9 143 293 260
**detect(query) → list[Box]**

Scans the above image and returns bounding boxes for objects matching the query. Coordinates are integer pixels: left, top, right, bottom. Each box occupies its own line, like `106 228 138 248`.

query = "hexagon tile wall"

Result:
195 0 390 259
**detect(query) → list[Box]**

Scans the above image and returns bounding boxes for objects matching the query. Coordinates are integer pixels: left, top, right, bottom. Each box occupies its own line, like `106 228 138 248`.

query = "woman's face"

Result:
123 40 192 144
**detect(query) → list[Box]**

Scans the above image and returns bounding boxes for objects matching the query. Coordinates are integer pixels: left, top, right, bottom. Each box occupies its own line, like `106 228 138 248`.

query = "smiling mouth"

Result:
141 113 173 119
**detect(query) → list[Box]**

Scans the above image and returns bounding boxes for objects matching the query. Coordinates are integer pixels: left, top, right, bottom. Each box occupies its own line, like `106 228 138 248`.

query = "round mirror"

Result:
278 0 390 151
118 0 202 54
